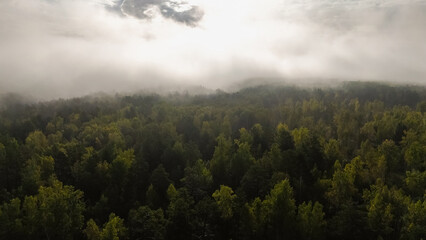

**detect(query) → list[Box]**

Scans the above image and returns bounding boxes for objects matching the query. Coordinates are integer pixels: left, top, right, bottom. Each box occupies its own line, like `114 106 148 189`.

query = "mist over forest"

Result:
1 0 426 99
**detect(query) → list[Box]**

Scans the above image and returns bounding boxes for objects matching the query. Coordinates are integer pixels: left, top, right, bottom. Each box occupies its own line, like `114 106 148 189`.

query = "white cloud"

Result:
0 0 425 99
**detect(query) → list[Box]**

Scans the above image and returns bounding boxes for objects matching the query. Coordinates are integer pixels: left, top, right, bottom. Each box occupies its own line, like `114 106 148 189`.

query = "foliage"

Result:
0 83 425 239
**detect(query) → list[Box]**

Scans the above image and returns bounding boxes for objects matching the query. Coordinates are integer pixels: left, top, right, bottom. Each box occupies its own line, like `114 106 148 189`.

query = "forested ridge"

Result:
0 82 425 240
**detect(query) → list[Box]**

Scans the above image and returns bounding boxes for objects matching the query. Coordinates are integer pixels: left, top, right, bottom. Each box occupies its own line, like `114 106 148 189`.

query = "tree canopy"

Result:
0 82 425 239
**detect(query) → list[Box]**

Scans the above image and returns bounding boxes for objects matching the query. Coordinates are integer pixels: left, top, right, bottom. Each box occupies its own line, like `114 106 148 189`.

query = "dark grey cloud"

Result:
120 0 203 26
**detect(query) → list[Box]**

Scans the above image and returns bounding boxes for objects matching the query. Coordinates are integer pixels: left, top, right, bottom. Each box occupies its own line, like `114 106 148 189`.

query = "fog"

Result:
0 0 425 99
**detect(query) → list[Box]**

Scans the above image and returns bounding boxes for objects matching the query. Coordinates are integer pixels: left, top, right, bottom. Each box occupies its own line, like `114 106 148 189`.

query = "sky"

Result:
0 0 426 99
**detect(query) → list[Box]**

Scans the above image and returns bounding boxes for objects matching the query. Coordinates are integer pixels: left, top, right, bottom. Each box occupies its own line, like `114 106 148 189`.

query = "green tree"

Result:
334 105 362 157
323 139 343 174
241 159 272 199
378 139 403 183
110 149 135 186
325 161 357 207
291 127 310 150
363 180 410 239
276 123 294 151
71 147 103 202
405 170 426 198
181 159 213 200
166 184 177 201
0 137 22 195
0 198 24 239
0 180 85 240
29 180 85 240
404 141 426 170
241 197 266 239
251 123 267 159
84 219 101 240
149 164 172 208
25 130 48 155
192 197 217 239
21 155 55 195
85 214 127 240
128 206 166 240
210 134 232 186
238 128 253 146
401 199 426 240
101 213 127 240
297 201 326 240
212 185 237 220
230 140 255 187
145 184 160 209
166 188 195 240
262 179 297 239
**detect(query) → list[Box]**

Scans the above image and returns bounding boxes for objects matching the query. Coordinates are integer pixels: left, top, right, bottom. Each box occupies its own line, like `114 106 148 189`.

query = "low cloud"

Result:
0 0 425 99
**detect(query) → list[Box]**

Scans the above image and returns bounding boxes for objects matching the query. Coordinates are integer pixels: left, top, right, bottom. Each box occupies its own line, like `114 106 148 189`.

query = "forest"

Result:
0 82 425 240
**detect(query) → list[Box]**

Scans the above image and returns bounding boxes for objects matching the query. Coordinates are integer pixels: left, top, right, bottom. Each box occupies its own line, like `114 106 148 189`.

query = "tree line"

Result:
0 82 425 239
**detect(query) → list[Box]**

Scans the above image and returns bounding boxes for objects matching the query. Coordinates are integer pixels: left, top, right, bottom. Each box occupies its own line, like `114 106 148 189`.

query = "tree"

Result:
405 170 426 199
275 123 294 151
102 214 127 240
404 141 426 171
241 160 272 200
128 206 166 240
297 201 326 240
323 139 343 175
212 185 236 220
210 134 232 186
29 180 85 240
262 179 297 239
0 137 22 195
21 157 43 195
238 128 253 146
230 140 255 188
105 149 135 213
251 123 267 159
0 198 24 239
0 180 85 240
149 164 172 208
145 184 160 209
166 184 177 201
325 161 357 207
327 203 369 240
84 219 101 240
160 141 185 183
181 159 213 201
241 197 266 239
85 213 128 240
192 196 217 239
166 188 195 240
363 180 410 239
25 131 48 155
334 106 361 157
71 147 103 202
291 127 309 151
110 149 135 187
21 155 55 196
378 140 403 183
401 199 426 240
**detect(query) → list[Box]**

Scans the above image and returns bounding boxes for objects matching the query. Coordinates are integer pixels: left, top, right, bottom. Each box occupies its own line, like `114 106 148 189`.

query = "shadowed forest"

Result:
0 82 425 240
